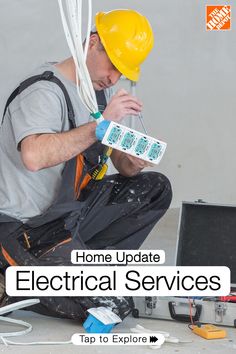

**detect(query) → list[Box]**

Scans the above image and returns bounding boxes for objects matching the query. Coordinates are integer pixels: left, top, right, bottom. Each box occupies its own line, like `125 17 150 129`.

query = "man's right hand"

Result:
103 89 143 123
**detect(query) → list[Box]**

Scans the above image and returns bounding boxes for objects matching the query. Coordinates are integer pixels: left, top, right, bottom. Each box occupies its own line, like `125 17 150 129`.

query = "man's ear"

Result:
89 33 99 49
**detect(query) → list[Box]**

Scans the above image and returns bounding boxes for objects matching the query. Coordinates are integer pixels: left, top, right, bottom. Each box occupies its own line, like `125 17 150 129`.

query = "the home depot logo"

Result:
206 5 231 30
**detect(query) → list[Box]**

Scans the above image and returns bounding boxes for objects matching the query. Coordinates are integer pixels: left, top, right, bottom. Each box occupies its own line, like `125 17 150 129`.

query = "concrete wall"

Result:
0 0 235 207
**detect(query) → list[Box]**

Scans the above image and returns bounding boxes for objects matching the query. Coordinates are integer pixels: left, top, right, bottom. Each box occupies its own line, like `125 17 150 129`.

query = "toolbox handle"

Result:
168 301 202 322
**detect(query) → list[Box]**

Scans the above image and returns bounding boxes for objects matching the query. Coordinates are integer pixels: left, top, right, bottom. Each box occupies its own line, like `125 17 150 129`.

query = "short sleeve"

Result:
9 86 63 147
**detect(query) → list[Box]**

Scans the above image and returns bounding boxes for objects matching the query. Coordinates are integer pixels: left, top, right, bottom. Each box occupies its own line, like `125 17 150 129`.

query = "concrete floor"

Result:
1 208 236 353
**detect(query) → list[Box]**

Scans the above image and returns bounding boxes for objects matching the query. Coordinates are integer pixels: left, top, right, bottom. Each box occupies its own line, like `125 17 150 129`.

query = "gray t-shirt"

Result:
0 62 112 222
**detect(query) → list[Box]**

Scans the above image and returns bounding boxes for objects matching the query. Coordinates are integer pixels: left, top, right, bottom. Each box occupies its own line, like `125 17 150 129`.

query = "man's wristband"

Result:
95 120 111 141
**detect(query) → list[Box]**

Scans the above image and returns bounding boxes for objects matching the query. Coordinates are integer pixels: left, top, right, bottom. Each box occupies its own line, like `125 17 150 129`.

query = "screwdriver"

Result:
138 112 148 135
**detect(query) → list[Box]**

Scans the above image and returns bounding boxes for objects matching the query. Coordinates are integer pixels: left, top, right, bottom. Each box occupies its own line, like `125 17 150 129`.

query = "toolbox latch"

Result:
145 297 157 315
215 302 227 323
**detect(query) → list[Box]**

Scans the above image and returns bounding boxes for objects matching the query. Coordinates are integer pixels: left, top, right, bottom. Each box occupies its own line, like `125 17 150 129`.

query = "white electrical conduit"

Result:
58 0 98 114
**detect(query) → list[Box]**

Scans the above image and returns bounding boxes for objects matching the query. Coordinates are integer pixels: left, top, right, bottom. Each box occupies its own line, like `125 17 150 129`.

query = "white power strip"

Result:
101 121 167 165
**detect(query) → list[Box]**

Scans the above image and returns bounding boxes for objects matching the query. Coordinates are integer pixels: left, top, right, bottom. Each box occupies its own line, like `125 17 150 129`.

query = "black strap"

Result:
82 90 108 167
2 71 75 127
95 90 107 114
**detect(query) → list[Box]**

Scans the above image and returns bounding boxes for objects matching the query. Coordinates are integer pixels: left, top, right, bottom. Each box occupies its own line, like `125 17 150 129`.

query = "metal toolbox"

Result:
133 296 236 327
133 201 236 327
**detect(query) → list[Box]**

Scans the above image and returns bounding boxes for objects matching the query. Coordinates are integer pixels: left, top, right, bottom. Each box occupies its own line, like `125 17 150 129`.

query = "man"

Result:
0 9 172 320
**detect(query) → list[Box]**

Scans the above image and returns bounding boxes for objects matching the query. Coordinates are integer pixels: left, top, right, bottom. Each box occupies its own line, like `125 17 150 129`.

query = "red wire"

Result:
188 297 194 326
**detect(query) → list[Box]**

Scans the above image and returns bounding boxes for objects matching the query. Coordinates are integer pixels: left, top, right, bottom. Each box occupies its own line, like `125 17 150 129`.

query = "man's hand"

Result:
103 89 142 123
111 149 154 177
125 154 155 170
103 89 153 176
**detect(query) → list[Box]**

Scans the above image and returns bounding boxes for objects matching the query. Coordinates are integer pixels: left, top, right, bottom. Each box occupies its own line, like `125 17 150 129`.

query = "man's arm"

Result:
20 88 143 172
21 122 97 171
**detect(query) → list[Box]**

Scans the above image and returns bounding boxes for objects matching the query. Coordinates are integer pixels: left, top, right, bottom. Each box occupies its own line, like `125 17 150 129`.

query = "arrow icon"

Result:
150 336 158 343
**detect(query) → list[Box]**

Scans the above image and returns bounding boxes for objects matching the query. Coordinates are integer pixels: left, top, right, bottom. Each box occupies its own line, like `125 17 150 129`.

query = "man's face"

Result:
86 34 121 90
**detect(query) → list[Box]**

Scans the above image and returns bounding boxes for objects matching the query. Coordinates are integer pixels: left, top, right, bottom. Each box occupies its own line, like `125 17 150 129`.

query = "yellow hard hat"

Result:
95 9 154 81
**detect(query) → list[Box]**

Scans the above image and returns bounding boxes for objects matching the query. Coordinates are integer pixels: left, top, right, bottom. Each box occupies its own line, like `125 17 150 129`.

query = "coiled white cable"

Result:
0 299 72 346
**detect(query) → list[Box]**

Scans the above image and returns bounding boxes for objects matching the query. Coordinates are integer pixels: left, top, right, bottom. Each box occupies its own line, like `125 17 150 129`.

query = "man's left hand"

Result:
125 154 154 170
111 149 155 177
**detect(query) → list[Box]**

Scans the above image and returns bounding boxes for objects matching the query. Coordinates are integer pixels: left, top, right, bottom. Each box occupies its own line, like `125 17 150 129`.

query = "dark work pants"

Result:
2 171 172 320
48 171 172 260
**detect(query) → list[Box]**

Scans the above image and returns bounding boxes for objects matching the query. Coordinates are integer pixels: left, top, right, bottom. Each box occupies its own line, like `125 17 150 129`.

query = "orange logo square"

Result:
206 5 231 30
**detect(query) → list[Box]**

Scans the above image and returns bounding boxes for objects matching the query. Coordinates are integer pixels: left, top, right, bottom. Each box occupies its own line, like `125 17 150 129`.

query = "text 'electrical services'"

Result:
6 266 230 297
